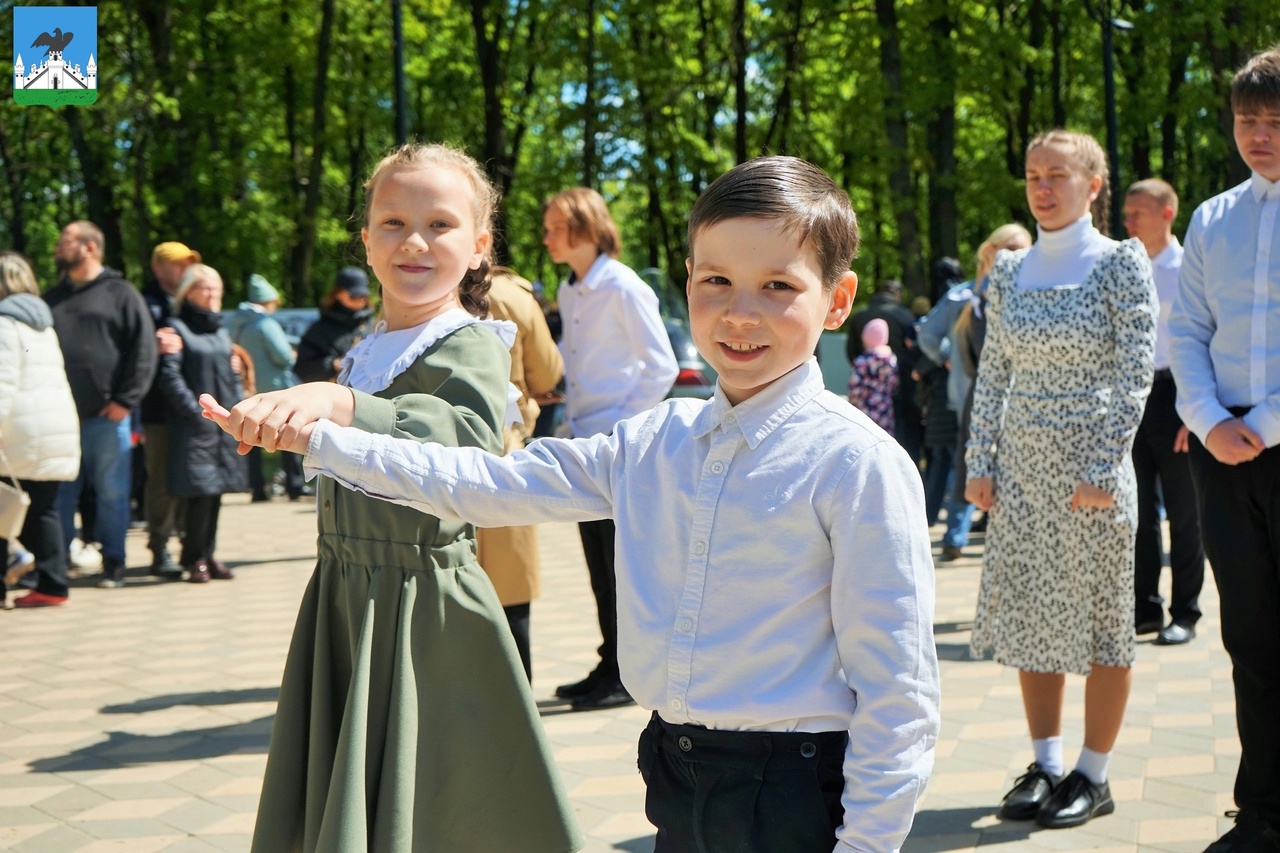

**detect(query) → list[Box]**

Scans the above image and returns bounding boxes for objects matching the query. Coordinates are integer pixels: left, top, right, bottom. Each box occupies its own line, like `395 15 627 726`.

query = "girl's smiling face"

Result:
362 165 491 331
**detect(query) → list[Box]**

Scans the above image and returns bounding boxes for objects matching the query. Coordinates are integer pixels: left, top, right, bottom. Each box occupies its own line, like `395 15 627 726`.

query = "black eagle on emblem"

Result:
31 27 75 56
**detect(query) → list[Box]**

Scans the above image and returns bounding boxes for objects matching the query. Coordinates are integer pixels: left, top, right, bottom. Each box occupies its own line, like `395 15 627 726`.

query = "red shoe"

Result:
207 559 235 581
14 591 68 608
186 560 211 584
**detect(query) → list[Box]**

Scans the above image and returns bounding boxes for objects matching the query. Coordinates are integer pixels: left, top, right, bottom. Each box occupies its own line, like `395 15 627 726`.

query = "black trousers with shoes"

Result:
1188 432 1280 823
579 518 620 682
638 712 847 852
1133 371 1205 628
0 480 69 599
179 494 222 566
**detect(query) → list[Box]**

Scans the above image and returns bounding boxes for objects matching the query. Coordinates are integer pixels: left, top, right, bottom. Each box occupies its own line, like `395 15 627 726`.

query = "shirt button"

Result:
710 462 725 474
725 412 736 423
679 618 694 632
669 698 683 711
691 541 706 556
678 736 693 752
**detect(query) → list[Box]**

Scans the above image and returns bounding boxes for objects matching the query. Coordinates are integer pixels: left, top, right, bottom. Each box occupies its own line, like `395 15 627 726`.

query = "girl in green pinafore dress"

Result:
245 145 581 853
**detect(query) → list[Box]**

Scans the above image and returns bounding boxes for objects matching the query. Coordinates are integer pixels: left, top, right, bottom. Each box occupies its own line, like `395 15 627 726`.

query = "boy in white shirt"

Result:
1169 45 1280 853
205 156 940 853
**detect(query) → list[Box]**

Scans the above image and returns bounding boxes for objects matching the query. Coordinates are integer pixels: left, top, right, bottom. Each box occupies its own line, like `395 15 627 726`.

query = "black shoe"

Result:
571 679 635 712
1135 617 1164 636
970 513 988 532
1204 811 1280 853
149 551 184 580
555 667 605 700
1155 622 1196 646
939 545 963 562
1035 770 1114 828
998 762 1060 820
97 561 126 589
288 486 315 502
251 492 271 503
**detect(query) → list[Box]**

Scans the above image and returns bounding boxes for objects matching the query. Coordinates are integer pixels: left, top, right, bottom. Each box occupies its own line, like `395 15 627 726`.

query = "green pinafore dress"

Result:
251 321 581 853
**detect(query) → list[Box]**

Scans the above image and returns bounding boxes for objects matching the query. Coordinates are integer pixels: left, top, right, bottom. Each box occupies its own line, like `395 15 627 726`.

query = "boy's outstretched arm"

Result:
199 383 355 454
829 438 940 853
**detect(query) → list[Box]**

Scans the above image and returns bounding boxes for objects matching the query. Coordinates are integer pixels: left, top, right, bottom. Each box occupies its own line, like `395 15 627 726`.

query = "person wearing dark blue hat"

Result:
295 267 374 383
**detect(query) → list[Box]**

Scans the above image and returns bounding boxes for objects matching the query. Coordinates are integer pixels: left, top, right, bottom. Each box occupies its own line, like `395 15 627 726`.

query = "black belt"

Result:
1229 405 1253 418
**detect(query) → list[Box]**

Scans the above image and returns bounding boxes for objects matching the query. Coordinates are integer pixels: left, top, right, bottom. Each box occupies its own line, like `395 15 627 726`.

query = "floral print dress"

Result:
848 350 898 432
965 240 1156 675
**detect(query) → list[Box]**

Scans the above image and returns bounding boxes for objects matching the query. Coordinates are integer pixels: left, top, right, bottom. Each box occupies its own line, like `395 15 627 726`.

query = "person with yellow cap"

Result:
139 241 201 579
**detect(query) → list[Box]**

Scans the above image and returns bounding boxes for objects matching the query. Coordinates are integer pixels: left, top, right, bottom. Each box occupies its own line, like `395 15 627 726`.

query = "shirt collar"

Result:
1152 238 1182 268
569 253 611 290
1250 171 1280 202
692 359 826 449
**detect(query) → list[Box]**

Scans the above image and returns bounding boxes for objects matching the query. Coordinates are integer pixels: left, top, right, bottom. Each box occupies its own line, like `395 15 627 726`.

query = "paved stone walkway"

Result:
0 494 1235 851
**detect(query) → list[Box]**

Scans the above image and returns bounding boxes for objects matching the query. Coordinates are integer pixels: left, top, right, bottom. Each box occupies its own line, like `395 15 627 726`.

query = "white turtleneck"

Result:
1017 213 1116 290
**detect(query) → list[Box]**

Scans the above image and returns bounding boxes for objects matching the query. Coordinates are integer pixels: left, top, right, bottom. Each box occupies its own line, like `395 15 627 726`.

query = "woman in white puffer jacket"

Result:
0 252 81 607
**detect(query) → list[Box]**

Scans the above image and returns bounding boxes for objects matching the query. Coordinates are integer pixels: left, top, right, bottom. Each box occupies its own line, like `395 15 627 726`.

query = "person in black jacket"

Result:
45 221 157 588
293 267 374 382
156 264 248 583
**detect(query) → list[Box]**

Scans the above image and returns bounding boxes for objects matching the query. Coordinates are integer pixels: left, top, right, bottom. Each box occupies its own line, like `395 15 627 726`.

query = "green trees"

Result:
1 0 1274 302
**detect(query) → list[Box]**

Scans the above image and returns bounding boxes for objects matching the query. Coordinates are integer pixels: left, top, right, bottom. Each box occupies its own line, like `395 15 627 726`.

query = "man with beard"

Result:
44 222 156 588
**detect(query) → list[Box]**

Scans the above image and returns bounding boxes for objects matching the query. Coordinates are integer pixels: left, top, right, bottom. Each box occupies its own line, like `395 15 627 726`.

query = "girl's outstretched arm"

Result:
199 382 353 453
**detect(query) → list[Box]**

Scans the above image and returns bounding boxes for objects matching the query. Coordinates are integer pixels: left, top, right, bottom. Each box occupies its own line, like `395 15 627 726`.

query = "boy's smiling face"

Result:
687 217 855 406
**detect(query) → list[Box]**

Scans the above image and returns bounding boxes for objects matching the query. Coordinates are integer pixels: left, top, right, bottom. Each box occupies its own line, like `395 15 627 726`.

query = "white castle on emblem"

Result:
14 50 97 91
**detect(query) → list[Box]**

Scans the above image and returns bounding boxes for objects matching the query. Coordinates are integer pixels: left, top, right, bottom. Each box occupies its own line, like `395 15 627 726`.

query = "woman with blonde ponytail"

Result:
965 129 1157 828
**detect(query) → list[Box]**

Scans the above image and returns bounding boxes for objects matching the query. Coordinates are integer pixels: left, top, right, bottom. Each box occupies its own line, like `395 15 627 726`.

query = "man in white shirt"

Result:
1123 180 1205 647
542 187 678 711
1169 46 1280 853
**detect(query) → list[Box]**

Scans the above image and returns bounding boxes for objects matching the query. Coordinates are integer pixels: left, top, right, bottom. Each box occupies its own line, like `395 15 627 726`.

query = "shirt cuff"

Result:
1181 401 1236 446
303 420 373 485
1241 407 1280 449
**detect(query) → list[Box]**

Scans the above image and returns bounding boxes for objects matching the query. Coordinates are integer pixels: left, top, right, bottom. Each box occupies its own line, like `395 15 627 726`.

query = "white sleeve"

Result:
1169 211 1233 442
829 440 940 853
303 420 618 527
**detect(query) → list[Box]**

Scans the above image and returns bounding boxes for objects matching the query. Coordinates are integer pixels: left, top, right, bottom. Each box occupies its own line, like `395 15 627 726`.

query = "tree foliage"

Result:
1 0 1275 303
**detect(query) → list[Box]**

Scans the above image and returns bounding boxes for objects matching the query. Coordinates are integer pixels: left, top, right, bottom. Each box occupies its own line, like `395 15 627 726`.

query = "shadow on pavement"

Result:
611 835 655 851
101 686 280 714
935 643 993 663
904 806 1035 851
28 716 274 772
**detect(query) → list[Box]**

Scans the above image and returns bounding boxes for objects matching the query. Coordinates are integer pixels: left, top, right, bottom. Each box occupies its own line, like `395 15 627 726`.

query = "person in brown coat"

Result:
477 267 565 682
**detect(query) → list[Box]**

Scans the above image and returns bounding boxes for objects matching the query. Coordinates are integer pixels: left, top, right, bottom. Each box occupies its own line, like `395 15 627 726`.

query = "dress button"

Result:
710 462 725 474
323 500 332 511
678 736 693 752
669 698 683 711
800 742 817 758
691 541 706 556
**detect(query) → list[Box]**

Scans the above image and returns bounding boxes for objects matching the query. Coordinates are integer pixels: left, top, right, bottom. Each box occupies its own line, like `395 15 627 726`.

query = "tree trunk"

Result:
925 3 958 268
0 118 28 256
762 0 805 156
289 0 336 306
1161 26 1191 183
874 0 925 294
1049 4 1066 127
732 0 748 164
582 0 597 188
63 110 127 272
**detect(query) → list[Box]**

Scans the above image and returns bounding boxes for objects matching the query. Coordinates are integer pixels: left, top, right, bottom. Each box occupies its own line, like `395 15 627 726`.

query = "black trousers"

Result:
578 518 619 681
0 480 69 598
504 602 532 684
1132 373 1204 627
638 713 847 853
180 494 222 566
1188 435 1280 822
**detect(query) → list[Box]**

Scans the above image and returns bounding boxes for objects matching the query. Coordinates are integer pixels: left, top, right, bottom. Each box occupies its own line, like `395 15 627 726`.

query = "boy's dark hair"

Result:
1231 45 1280 114
687 156 859 290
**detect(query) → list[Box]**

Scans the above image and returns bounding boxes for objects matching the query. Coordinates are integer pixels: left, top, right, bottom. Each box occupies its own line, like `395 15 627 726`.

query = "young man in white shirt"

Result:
1169 46 1280 853
1123 180 1205 647
541 187 678 711
204 156 940 853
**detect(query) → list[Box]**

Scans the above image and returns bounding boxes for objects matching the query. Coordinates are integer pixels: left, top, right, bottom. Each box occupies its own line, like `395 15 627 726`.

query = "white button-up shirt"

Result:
1170 172 1280 445
304 360 940 853
1150 240 1183 372
557 253 678 438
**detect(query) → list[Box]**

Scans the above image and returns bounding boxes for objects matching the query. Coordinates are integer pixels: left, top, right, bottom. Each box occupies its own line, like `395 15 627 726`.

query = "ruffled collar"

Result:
339 307 516 394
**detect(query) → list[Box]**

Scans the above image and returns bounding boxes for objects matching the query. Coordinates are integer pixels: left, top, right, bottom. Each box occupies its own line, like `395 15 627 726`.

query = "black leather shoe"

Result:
998 762 1060 820
1155 622 1196 646
555 667 604 700
1036 770 1114 828
571 679 635 712
1203 811 1280 853
1135 618 1164 635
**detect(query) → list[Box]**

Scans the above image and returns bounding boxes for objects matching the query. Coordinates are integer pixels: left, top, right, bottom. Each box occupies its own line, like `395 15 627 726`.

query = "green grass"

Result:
13 89 98 107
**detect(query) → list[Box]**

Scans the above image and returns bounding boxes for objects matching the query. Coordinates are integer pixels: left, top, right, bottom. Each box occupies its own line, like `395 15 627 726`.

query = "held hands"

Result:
1070 481 1115 511
1204 418 1264 465
965 477 995 511
99 401 130 422
198 383 356 455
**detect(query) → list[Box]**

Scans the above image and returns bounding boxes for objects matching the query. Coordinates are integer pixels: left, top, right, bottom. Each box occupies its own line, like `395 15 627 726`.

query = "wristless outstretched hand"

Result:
198 382 355 455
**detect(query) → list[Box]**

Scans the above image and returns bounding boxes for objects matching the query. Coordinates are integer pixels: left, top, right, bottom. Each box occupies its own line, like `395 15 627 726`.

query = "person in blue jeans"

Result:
44 221 157 588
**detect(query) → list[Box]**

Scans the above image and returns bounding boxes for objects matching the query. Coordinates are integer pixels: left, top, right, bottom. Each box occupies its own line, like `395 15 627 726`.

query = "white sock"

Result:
1075 747 1110 785
1032 736 1064 777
